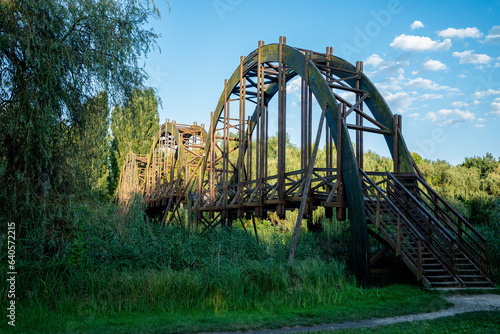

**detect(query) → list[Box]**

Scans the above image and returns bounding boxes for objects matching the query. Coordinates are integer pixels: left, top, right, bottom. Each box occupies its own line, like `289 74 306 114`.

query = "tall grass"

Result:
2 197 361 318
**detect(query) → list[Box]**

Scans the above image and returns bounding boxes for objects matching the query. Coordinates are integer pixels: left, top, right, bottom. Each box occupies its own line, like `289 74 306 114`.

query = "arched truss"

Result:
187 38 416 278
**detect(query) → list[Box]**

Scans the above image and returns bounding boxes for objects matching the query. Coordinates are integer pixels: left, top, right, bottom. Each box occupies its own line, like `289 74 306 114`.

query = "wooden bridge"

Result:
117 38 492 288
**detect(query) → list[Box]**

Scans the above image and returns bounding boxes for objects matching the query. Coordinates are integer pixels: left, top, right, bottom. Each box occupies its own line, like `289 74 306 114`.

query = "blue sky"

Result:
143 0 500 165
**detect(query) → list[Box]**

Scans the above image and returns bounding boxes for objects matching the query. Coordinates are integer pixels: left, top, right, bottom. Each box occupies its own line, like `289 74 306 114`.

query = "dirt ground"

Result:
200 294 500 334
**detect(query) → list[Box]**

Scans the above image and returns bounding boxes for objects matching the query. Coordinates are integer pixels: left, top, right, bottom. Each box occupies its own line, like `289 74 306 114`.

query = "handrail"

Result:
413 174 486 244
381 172 461 278
409 174 487 273
386 173 457 245
361 170 425 280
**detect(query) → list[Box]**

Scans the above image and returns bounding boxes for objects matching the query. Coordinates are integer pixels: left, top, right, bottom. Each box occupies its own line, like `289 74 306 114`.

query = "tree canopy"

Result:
109 88 160 194
0 0 160 229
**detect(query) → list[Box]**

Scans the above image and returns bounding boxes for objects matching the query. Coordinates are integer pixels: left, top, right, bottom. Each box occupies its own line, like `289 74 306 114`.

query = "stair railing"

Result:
385 172 459 279
407 174 488 274
361 170 425 281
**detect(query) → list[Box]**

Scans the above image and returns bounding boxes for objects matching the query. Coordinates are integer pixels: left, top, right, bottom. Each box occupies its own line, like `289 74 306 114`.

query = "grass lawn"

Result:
4 285 451 334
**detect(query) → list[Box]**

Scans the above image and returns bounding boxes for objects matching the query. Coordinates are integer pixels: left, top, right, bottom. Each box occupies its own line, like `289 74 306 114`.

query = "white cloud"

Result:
385 91 412 113
364 54 409 80
375 77 404 92
482 26 500 44
490 98 500 116
495 63 500 68
390 34 452 52
452 50 492 65
287 77 301 96
423 59 447 71
475 124 485 128
410 21 424 30
408 113 420 118
457 73 466 78
412 70 419 75
426 108 475 125
420 93 444 100
406 78 459 92
437 27 483 39
472 89 500 99
365 54 384 67
451 100 480 107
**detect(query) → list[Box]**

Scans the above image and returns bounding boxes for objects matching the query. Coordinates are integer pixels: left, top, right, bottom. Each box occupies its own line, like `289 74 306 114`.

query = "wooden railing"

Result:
385 173 459 282
361 170 426 282
405 173 488 274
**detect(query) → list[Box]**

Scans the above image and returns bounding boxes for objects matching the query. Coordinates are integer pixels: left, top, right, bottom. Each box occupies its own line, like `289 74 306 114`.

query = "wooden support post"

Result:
376 191 381 229
209 112 215 220
356 61 361 167
252 213 259 244
396 214 402 256
255 41 262 216
393 114 399 173
418 238 423 280
247 116 252 182
336 103 346 221
277 36 286 218
359 62 364 170
289 104 328 263
223 79 229 227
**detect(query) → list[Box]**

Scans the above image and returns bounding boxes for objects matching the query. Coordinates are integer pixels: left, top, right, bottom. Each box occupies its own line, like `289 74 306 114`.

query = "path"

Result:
199 294 500 334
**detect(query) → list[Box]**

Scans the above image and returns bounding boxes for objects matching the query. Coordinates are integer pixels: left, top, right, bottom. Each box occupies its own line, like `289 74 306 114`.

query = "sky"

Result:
142 0 500 166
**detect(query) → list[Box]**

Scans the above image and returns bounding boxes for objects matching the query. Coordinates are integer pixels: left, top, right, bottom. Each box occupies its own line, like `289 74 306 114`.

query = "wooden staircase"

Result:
361 171 492 288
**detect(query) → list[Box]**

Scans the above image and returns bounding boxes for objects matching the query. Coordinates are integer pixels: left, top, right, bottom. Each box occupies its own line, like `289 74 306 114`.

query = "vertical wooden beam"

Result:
396 214 402 256
247 116 252 182
359 61 364 170
223 79 229 226
289 104 328 263
301 51 309 174
209 112 215 220
336 104 346 220
418 238 423 280
355 61 362 168
376 191 381 229
393 114 399 173
255 41 262 215
277 36 286 218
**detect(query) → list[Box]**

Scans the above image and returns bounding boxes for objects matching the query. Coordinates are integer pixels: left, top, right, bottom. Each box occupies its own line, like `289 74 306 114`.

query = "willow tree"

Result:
108 88 160 195
0 0 160 233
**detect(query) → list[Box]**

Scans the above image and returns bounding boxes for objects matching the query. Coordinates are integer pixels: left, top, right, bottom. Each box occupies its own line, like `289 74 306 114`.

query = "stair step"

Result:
427 275 454 280
428 281 460 286
424 269 448 273
462 281 492 285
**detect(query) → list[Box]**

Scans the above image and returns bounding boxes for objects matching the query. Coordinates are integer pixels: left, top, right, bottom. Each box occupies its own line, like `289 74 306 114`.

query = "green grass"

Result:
2 200 497 334
4 285 450 333
312 311 500 333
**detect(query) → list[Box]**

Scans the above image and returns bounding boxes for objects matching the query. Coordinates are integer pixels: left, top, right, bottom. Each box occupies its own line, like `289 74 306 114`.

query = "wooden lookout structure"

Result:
117 38 492 288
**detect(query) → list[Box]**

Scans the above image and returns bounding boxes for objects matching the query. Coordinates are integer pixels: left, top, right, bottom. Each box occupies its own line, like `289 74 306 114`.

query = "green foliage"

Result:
0 0 160 239
109 88 160 194
463 153 499 178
